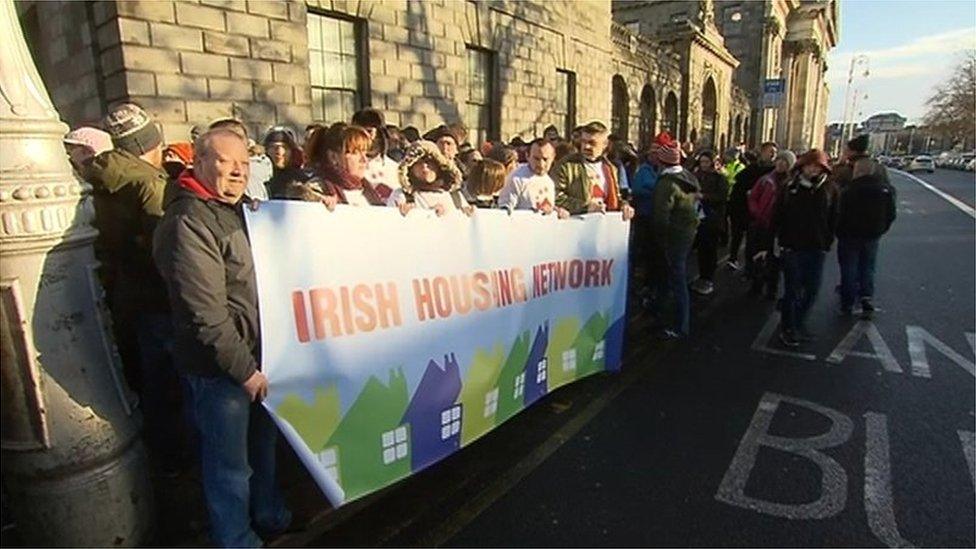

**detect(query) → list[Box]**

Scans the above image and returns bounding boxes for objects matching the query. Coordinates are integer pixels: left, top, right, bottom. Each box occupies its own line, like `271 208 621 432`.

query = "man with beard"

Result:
551 120 635 220
498 138 568 218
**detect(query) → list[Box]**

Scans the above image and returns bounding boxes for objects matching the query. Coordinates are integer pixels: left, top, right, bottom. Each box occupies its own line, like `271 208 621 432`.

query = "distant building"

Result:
862 112 907 133
615 0 839 151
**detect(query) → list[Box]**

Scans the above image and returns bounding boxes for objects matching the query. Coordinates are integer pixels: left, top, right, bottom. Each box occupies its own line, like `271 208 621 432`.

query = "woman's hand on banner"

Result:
397 202 414 216
462 206 475 217
248 198 262 212
321 194 338 212
433 203 446 217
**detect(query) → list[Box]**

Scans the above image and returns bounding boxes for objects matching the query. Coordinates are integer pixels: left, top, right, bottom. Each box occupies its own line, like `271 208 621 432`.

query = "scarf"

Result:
177 169 219 201
319 164 384 206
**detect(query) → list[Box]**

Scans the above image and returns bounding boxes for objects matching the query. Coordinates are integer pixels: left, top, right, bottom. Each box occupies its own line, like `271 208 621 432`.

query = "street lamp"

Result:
840 54 870 143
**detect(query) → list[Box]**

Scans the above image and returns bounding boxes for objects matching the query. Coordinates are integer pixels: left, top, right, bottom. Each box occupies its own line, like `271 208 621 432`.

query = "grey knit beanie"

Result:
102 103 163 156
775 150 797 168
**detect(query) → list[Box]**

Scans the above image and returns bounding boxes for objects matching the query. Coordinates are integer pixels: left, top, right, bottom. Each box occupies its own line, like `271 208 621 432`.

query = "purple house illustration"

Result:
604 315 626 372
522 322 550 406
400 353 463 471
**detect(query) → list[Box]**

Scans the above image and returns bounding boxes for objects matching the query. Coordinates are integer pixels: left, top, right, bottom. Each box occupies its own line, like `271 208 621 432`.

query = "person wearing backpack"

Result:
835 158 897 318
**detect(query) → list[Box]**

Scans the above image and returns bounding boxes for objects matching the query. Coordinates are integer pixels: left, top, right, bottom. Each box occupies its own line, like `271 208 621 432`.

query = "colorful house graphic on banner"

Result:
457 344 506 445
401 354 463 471
574 311 609 378
522 323 550 407
325 368 411 500
495 331 531 424
547 317 581 391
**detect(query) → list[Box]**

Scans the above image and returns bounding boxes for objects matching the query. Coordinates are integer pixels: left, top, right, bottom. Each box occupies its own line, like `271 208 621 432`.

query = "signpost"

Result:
762 78 785 108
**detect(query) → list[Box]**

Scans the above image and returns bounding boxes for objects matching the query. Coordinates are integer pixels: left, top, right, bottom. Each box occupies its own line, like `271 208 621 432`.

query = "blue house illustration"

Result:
400 353 463 471
522 322 550 406
604 314 626 372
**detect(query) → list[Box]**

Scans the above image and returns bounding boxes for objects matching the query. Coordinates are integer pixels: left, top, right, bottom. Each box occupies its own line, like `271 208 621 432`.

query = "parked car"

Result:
966 159 976 172
906 155 935 173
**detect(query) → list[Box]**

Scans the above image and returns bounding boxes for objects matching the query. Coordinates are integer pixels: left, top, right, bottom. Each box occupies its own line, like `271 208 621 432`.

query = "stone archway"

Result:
701 76 717 149
611 75 629 139
639 84 656 147
662 91 679 137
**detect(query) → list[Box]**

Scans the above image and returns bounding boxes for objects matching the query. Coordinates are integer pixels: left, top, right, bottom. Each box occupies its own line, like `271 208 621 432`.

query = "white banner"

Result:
246 203 630 505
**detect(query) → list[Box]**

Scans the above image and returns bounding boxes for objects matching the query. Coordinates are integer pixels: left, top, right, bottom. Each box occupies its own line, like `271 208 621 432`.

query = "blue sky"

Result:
827 0 976 123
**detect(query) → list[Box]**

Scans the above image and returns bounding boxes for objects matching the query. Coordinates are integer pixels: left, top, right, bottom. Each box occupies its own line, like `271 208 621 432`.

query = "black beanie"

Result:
848 134 869 154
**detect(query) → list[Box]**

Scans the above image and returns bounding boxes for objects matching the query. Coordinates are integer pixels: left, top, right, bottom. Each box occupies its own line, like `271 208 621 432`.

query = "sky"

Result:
826 0 976 124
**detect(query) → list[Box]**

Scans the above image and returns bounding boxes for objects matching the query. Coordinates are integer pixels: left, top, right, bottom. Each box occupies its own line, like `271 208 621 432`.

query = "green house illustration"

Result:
547 316 581 391
324 368 411 500
457 344 505 445
494 331 531 424
573 310 609 378
276 385 342 453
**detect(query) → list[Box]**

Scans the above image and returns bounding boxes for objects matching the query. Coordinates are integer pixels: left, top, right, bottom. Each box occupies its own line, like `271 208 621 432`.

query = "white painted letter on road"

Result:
716 392 854 519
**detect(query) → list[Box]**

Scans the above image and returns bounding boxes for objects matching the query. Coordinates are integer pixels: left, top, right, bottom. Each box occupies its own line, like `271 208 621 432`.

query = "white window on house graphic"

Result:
317 446 340 483
381 425 409 465
440 405 462 440
513 372 525 399
536 357 548 384
483 387 499 418
593 340 605 362
562 349 577 372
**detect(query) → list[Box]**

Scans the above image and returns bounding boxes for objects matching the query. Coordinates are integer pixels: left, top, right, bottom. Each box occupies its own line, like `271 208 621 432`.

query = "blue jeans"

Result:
781 250 826 333
184 374 291 548
838 237 880 309
135 313 187 468
665 238 694 335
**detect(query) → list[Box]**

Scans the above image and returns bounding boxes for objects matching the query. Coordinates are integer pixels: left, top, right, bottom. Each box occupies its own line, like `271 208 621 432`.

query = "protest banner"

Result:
246 203 630 506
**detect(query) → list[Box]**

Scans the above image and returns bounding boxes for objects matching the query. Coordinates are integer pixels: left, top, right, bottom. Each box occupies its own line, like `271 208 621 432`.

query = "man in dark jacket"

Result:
88 103 185 474
832 134 890 190
552 120 635 220
154 129 291 547
729 141 777 271
836 158 897 318
770 149 839 348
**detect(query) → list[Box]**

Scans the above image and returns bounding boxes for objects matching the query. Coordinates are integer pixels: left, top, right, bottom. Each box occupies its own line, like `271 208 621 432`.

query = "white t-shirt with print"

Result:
386 188 469 212
497 163 555 211
365 155 401 191
584 159 608 200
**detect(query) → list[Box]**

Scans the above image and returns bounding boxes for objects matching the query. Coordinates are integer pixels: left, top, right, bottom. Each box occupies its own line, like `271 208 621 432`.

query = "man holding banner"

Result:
154 129 292 547
553 120 636 221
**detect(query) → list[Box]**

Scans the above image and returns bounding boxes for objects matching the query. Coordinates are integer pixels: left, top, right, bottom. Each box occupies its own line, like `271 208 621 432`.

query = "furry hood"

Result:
398 140 463 194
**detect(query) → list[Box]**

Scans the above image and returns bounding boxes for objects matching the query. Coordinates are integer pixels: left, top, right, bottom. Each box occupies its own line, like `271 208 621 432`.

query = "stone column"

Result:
0 0 153 545
775 41 795 147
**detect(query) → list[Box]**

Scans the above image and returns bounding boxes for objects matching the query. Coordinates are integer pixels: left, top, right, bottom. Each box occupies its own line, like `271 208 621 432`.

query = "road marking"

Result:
827 321 903 373
715 392 853 519
865 412 915 548
959 430 975 490
750 311 817 361
906 326 975 378
893 169 975 219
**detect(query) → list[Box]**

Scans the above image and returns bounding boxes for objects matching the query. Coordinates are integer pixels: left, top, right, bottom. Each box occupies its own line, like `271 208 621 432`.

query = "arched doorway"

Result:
701 77 717 149
611 75 629 139
662 91 679 137
639 84 657 147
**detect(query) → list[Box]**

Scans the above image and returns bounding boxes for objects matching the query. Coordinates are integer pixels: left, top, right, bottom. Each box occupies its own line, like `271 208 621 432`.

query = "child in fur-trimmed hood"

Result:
388 140 473 216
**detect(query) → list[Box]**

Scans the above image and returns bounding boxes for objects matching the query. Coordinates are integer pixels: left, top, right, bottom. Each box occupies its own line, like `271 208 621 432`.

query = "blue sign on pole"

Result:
763 78 785 108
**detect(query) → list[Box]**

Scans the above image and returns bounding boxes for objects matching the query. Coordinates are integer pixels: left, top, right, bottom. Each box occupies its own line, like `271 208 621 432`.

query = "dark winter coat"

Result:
652 167 701 248
729 161 774 223
152 185 260 384
832 154 890 190
694 169 728 232
836 172 897 239
86 149 170 313
772 175 839 252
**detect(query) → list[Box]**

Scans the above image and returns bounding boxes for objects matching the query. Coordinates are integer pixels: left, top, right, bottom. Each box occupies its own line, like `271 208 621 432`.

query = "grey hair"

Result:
194 128 247 160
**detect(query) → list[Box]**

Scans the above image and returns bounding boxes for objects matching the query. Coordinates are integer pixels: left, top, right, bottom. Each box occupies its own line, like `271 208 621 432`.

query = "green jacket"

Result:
552 153 623 214
722 159 745 196
653 168 701 248
86 149 170 313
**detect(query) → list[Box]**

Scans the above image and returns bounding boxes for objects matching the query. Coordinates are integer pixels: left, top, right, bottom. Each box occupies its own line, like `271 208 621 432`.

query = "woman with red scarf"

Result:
290 123 390 208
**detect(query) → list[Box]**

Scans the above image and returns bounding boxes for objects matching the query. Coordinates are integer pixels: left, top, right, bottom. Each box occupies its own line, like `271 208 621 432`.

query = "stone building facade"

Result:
615 0 837 151
16 0 762 153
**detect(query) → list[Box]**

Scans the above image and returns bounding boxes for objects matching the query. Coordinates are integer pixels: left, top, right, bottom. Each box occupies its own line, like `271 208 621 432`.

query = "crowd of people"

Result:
61 101 896 547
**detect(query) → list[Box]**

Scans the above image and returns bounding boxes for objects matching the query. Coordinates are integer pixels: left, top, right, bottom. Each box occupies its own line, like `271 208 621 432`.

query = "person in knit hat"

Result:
64 126 113 174
388 140 472 216
650 133 701 338
746 149 796 299
768 148 839 348
632 132 668 306
262 126 308 199
551 120 635 220
89 102 188 476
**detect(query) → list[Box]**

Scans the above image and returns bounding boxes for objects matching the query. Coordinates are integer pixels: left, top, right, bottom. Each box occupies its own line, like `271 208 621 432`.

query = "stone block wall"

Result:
16 1 105 126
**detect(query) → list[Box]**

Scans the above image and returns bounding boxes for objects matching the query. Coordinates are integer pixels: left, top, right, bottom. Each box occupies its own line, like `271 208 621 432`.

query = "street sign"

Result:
763 78 785 108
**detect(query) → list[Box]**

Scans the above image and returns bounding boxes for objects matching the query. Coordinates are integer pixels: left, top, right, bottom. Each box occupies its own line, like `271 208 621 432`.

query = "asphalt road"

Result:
443 169 975 547
903 168 975 208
